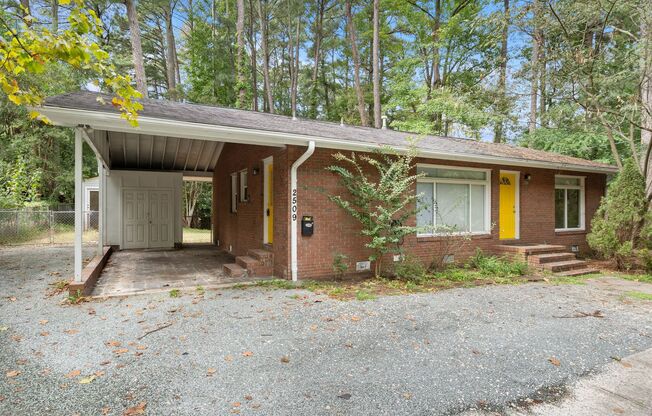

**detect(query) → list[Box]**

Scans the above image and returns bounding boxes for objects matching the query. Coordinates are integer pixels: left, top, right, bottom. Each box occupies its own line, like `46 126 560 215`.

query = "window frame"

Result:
239 169 248 202
554 174 585 232
230 172 238 213
416 164 492 237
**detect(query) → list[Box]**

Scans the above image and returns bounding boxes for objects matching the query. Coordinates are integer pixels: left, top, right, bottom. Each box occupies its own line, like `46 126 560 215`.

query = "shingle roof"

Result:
43 91 616 173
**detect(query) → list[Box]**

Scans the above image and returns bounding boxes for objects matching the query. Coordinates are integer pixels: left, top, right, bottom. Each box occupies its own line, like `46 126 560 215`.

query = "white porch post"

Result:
97 156 104 256
74 128 83 282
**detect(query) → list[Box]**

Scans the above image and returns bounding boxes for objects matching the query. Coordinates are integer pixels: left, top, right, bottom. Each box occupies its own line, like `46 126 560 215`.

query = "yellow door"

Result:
499 172 517 239
266 163 273 244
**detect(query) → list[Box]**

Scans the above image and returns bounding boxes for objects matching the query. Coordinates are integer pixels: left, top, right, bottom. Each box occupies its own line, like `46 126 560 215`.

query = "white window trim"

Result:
230 172 238 213
554 175 585 232
416 164 492 237
239 169 248 202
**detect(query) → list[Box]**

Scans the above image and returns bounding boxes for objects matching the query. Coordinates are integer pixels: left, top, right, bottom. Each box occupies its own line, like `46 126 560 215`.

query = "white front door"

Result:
123 189 148 249
123 188 174 249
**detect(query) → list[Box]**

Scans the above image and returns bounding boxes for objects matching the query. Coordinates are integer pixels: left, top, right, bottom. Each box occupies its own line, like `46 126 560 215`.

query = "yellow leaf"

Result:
79 375 96 384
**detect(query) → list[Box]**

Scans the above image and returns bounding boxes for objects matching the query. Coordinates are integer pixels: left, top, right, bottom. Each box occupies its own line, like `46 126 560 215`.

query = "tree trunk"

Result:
124 0 148 98
248 0 258 111
164 2 178 100
431 0 441 91
19 0 29 17
528 0 541 135
641 8 652 196
345 0 368 126
372 0 381 128
539 34 546 126
289 15 301 119
51 0 58 32
494 0 509 143
309 0 325 118
256 0 274 113
236 0 247 108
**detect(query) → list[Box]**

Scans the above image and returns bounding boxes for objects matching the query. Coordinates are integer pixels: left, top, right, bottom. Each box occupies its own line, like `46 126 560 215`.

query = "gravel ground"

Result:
1 246 652 416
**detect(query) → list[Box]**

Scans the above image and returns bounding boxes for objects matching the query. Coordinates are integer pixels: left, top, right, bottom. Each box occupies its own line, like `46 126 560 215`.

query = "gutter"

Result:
36 105 619 175
290 141 315 282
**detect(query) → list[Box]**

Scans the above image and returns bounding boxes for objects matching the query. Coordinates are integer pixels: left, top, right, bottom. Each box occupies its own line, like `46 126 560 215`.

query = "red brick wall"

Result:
290 147 607 279
212 143 289 277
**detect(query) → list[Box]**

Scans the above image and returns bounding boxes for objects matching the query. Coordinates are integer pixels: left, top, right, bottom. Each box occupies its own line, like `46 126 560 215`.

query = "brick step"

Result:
555 268 600 277
543 259 588 272
529 252 577 265
235 255 273 277
248 249 273 266
223 263 247 278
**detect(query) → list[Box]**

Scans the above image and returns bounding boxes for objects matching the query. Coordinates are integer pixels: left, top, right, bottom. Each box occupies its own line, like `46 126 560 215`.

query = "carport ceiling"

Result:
104 131 223 172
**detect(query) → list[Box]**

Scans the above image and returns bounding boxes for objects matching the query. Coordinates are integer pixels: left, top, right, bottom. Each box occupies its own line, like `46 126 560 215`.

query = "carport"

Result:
39 92 292 294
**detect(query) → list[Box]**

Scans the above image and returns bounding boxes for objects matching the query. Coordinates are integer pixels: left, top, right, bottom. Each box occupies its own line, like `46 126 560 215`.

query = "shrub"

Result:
588 159 652 270
332 253 349 280
468 249 528 277
393 254 427 282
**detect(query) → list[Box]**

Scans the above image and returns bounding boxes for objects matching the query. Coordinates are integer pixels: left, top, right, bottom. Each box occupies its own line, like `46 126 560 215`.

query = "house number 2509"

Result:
291 188 298 221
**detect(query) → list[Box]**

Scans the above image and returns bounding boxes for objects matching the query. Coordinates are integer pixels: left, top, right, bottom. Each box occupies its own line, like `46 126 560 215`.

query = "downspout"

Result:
290 141 316 282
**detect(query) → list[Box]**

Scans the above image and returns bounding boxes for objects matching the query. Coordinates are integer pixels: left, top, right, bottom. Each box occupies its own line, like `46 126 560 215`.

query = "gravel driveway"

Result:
2 246 652 415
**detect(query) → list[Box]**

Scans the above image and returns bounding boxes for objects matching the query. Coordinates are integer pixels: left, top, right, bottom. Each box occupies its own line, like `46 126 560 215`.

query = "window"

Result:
555 175 584 230
416 165 491 235
239 170 248 202
230 173 238 213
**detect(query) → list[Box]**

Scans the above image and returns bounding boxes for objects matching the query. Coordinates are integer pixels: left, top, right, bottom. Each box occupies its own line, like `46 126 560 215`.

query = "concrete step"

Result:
248 249 273 266
223 263 247 278
236 255 258 269
235 255 273 277
496 244 567 255
544 259 589 272
529 252 577 265
555 268 600 277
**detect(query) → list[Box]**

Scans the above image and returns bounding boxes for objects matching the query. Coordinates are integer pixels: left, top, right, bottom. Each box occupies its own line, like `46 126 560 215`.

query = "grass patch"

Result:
195 286 205 295
169 289 180 298
253 279 296 289
625 291 652 301
355 290 376 301
617 274 652 284
546 272 601 285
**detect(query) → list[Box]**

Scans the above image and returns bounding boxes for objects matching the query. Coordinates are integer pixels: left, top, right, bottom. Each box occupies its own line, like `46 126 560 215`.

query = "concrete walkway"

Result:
510 347 652 415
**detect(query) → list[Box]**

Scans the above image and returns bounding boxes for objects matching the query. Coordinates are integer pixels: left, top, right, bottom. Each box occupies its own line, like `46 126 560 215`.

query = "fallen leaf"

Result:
101 407 110 415
79 375 96 384
309 324 318 331
224 355 233 362
136 345 147 350
242 351 253 357
40 332 49 337
64 329 79 335
16 359 27 365
6 370 20 378
95 371 105 377
0 326 7 331
338 393 351 400
403 392 413 400
206 368 217 376
65 370 81 378
39 320 48 325
244 395 253 401
123 401 147 416
106 340 121 347
548 357 561 367
280 356 290 363
100 360 111 366
350 316 360 322
232 402 241 407
8 296 16 302
11 335 22 342
114 348 129 355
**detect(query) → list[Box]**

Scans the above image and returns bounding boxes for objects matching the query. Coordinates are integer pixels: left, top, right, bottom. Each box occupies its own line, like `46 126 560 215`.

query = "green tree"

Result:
326 145 423 277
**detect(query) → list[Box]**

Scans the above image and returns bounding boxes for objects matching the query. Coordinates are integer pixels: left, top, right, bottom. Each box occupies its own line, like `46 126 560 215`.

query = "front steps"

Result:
496 244 598 277
223 248 273 278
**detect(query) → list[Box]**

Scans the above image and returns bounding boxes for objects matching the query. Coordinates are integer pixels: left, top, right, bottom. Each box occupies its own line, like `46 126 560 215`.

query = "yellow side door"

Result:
499 172 516 239
267 163 273 244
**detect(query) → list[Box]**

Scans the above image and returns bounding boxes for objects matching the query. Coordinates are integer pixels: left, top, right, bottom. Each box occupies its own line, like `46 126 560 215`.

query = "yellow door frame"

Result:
263 156 273 244
499 170 520 240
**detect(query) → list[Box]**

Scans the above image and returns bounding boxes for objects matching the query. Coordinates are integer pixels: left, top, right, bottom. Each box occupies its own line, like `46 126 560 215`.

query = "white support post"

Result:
97 156 104 256
74 128 83 282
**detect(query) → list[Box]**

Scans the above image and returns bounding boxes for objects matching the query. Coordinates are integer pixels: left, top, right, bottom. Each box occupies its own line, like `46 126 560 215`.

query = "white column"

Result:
74 128 83 282
97 156 104 256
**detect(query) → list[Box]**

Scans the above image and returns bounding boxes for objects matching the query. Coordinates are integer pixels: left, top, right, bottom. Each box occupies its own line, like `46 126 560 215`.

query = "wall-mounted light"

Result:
252 167 259 176
524 173 532 184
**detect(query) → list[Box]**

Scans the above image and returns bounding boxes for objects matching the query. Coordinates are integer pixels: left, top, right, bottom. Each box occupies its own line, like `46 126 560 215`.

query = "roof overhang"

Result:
38 105 619 175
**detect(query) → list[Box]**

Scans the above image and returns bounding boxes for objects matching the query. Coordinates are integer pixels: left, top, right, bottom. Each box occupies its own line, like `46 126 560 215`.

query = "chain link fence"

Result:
0 210 99 246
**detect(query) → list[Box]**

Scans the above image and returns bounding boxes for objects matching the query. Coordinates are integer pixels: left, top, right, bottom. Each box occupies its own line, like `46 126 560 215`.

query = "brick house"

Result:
40 92 616 288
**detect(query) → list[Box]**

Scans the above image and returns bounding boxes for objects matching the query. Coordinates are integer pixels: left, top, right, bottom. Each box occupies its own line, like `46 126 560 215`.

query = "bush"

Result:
393 254 427 282
468 249 528 277
588 159 652 270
